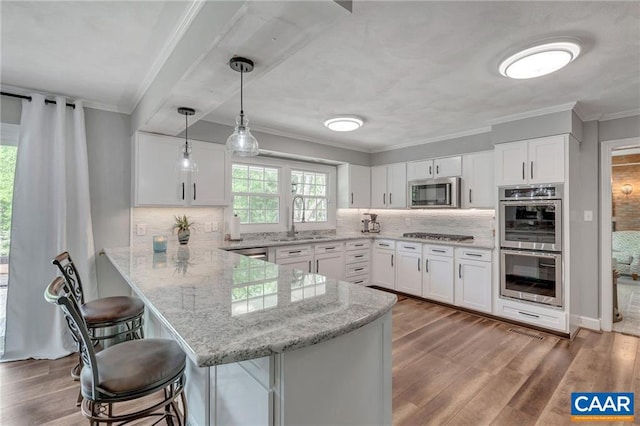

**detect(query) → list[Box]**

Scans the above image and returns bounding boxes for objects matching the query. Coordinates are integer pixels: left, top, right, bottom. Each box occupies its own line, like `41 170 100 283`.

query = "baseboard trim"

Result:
574 315 601 331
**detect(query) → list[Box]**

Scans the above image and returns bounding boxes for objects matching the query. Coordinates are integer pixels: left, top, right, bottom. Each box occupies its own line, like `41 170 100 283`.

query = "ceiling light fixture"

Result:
177 107 198 172
226 57 259 157
622 183 634 195
323 116 364 132
499 40 581 79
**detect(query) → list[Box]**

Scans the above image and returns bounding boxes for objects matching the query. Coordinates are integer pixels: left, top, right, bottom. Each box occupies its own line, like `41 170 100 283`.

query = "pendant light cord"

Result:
184 111 189 152
240 66 245 127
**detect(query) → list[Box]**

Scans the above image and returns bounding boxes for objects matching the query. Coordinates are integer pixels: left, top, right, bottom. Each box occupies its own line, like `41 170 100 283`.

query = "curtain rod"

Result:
1 91 76 109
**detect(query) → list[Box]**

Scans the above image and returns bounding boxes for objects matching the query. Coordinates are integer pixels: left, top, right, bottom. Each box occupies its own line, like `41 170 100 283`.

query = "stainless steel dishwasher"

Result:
226 247 269 261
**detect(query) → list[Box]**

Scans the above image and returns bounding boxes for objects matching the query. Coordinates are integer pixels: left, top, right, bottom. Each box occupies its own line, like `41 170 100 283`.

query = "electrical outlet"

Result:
204 222 212 233
584 210 593 221
405 218 411 227
136 224 146 236
211 221 219 231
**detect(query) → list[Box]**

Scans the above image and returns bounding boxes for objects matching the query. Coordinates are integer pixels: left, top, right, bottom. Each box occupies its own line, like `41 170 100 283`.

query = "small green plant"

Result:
173 215 194 233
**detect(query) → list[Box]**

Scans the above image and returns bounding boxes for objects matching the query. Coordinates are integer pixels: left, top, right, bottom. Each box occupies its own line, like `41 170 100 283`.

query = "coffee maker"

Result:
361 213 381 233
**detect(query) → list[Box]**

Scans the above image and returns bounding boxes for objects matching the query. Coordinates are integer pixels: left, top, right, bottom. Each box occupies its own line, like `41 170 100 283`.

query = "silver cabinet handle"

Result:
519 311 540 319
432 249 446 253
459 263 462 278
316 259 319 273
530 161 534 179
289 250 302 254
467 253 482 257
182 182 185 200
308 260 311 273
391 254 394 267
522 162 525 180
193 183 196 200
355 254 364 258
383 193 386 205
429 165 432 175
418 258 421 271
351 192 354 205
404 246 415 250
425 259 429 272
389 193 392 205
380 243 390 247
355 267 364 272
469 189 472 204
355 243 364 247
436 164 439 175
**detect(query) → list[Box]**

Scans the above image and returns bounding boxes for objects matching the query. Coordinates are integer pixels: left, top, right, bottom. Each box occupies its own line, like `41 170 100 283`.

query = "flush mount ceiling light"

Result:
226 57 259 157
177 107 198 172
622 183 634 195
324 116 364 132
499 40 581 79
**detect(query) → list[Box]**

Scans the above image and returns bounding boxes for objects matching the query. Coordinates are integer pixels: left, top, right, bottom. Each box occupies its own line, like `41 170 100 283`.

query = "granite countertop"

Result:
104 244 397 367
219 233 495 250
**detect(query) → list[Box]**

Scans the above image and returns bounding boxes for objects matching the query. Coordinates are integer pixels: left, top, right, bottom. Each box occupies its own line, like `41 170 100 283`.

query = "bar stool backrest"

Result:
52 252 85 305
44 276 99 400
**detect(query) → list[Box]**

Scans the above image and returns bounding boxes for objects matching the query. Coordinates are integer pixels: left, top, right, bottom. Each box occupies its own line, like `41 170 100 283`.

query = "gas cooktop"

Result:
402 232 474 242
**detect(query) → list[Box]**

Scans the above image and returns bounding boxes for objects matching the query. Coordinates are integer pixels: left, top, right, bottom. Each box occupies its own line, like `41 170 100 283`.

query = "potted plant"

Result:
173 214 194 245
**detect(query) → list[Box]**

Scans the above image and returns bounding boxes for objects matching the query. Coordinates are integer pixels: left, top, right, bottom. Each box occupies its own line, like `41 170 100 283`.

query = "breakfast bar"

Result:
104 243 396 426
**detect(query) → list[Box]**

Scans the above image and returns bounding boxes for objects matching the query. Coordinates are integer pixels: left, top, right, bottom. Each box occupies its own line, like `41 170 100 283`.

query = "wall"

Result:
612 153 640 231
600 115 640 142
491 110 576 144
370 131 492 165
131 207 224 247
0 96 21 124
184 120 371 166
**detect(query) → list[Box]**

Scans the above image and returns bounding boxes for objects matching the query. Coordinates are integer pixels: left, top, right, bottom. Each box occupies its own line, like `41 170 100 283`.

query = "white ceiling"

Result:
2 1 639 153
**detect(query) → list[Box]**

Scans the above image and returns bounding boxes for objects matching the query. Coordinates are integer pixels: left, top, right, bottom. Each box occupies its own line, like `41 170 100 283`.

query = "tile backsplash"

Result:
131 207 224 246
337 208 495 239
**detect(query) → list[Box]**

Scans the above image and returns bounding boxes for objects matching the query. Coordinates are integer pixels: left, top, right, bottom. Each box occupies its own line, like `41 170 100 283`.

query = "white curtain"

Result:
1 94 98 361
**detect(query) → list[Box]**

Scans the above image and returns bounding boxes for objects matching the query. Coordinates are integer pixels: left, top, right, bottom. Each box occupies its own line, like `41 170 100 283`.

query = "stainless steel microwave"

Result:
408 177 461 208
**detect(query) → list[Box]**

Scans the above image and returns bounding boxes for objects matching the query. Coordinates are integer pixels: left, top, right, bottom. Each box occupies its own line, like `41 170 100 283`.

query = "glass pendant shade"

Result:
226 114 259 157
177 142 198 172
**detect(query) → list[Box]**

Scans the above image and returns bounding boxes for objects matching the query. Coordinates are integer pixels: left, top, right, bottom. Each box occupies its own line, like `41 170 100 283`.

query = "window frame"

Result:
228 156 337 233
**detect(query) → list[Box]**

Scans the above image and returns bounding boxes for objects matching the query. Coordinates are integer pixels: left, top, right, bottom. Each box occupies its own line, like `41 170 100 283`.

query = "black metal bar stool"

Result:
45 276 188 425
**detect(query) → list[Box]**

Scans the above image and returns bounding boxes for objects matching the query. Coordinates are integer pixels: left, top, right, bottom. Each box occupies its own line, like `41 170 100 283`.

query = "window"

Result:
291 170 328 223
232 164 279 224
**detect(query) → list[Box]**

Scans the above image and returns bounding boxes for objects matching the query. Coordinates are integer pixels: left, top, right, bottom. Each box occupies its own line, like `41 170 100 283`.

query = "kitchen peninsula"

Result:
104 243 396 426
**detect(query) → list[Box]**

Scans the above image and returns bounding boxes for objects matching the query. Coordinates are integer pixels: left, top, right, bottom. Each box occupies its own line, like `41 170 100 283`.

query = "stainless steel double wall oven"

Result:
499 185 563 307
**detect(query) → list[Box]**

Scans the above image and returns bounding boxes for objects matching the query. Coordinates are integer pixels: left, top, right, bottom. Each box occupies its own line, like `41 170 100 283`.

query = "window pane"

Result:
249 180 264 193
265 180 278 194
232 164 248 179
249 167 264 180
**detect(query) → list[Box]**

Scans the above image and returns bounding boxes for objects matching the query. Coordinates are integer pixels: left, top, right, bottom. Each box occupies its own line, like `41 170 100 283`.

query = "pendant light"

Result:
177 107 198 172
226 57 259 156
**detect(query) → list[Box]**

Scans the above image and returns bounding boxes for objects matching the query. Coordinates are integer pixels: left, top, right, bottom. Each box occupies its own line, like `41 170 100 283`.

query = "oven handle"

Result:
499 199 561 206
500 248 561 259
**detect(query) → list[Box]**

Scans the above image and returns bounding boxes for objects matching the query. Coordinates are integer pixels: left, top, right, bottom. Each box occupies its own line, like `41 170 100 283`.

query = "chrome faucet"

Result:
288 195 305 237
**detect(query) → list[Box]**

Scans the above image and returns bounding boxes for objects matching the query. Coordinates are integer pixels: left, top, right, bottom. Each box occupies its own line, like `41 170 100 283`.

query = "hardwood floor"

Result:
1 296 638 425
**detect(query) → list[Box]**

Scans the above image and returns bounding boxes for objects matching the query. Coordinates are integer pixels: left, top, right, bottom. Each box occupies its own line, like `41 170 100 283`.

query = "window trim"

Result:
228 156 337 234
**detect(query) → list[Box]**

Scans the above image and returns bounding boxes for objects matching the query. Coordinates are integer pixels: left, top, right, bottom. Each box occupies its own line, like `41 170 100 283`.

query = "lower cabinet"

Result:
315 242 344 280
344 239 371 286
422 245 455 304
454 247 492 313
395 242 422 296
275 245 313 273
371 240 396 289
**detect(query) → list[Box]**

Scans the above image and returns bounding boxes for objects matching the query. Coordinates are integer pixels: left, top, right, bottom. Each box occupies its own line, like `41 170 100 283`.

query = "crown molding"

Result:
487 102 577 125
600 109 640 122
370 127 492 153
127 0 206 114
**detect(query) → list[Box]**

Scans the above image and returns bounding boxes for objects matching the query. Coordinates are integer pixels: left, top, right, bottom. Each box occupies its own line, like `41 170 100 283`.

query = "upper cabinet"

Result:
494 135 565 186
406 156 462 180
337 164 371 208
461 151 494 208
371 163 406 208
134 132 228 207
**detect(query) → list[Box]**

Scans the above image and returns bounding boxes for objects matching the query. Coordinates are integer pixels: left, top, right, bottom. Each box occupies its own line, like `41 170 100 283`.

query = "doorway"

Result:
601 138 640 333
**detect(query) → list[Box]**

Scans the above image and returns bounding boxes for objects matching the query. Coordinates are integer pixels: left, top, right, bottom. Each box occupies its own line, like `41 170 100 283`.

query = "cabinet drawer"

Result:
345 263 369 277
314 242 344 254
346 240 371 251
276 245 313 259
345 250 369 264
499 302 567 331
346 274 369 286
424 244 453 257
397 242 421 253
374 239 396 250
455 247 492 262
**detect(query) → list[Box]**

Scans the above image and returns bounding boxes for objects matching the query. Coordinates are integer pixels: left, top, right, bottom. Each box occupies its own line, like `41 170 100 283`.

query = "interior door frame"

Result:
600 137 640 332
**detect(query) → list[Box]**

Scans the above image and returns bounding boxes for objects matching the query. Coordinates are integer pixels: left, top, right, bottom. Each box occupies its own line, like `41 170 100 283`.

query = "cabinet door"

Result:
422 255 454 304
135 133 182 206
371 249 395 289
190 141 227 206
528 136 565 184
455 259 492 313
371 165 387 208
434 156 462 178
406 160 433 180
494 141 528 186
316 252 344 280
350 165 371 208
462 151 495 208
387 163 407 208
396 251 422 296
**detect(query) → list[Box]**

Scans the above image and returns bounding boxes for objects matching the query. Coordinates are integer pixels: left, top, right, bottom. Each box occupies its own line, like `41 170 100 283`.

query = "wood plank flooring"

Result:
1 296 639 425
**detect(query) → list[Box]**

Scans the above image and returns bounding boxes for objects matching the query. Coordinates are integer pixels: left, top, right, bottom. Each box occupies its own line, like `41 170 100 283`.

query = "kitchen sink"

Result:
270 236 332 242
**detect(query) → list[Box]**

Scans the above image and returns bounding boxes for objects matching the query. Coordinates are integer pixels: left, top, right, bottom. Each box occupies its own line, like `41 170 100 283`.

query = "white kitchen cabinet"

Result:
395 242 422 296
455 248 492 313
407 156 462 181
275 245 313 273
422 245 454 304
494 135 565 185
134 132 228 206
371 163 406 209
337 164 371 208
462 151 494 208
344 239 371 286
371 240 396 289
314 242 344 280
